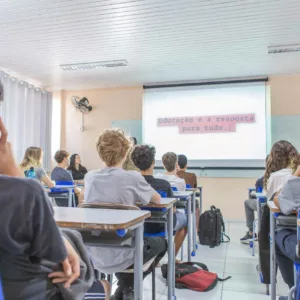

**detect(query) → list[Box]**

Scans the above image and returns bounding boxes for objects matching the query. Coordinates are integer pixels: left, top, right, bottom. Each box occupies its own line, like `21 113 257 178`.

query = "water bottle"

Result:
26 167 37 179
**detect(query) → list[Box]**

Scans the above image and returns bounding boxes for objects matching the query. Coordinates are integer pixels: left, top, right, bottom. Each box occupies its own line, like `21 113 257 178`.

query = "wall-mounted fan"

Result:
71 96 93 131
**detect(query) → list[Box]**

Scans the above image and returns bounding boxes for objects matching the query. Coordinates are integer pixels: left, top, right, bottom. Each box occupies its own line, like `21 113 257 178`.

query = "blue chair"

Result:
49 181 75 207
172 187 178 192
186 184 191 189
0 276 4 300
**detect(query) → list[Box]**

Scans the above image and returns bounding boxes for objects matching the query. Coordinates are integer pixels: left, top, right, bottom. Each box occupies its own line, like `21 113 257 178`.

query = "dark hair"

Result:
178 154 188 169
264 140 300 189
131 145 156 171
162 152 178 172
67 153 84 172
131 137 137 146
54 150 69 163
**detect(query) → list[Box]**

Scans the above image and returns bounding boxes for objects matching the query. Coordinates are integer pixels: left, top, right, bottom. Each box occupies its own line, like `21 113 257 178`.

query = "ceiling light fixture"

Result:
60 60 128 71
267 44 300 54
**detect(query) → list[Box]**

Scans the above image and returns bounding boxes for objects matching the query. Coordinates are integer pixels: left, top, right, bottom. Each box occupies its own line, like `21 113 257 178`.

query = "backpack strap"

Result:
218 275 232 282
221 233 231 243
181 262 209 271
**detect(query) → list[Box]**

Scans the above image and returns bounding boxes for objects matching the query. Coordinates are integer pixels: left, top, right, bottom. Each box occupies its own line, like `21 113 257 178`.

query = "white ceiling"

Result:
1 0 300 90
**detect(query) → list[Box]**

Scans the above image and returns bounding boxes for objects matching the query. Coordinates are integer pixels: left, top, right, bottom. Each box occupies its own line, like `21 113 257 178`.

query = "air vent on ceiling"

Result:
268 44 300 54
60 60 128 71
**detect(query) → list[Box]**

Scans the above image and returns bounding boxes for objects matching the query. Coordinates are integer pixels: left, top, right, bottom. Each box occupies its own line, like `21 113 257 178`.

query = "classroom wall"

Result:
58 74 300 220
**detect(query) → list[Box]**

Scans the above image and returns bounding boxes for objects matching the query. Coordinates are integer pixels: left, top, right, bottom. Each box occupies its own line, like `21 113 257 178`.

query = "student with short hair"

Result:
131 145 187 258
51 150 81 206
20 146 55 188
0 118 109 300
263 140 300 199
177 154 197 188
156 152 186 191
123 136 139 172
84 129 167 300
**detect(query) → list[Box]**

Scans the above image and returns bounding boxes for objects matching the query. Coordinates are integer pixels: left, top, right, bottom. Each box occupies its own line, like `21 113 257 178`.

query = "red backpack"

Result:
161 262 231 291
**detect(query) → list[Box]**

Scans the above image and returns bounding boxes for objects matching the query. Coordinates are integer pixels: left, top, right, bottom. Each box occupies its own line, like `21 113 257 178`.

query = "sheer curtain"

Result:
0 71 53 171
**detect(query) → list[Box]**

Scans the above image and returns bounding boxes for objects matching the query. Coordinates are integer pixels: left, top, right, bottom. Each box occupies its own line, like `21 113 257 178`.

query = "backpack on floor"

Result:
198 205 230 248
161 262 231 291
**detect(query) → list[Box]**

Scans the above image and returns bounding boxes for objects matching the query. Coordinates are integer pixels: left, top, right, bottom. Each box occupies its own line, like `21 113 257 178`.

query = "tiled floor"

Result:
112 221 289 299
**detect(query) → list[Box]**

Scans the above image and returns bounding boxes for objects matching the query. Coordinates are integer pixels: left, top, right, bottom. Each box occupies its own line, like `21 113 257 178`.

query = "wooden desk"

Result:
54 207 150 230
54 207 150 300
138 198 176 300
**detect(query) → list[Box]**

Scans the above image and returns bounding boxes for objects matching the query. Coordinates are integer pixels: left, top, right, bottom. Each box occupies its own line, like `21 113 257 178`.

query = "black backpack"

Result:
198 206 230 248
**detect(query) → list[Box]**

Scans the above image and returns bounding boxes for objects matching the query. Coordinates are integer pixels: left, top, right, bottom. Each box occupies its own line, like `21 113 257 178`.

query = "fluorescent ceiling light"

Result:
60 60 128 71
268 44 300 54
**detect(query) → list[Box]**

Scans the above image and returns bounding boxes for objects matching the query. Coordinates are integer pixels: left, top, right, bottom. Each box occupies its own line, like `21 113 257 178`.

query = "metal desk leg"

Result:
192 191 197 255
134 224 144 300
187 195 192 262
68 189 72 207
167 207 175 300
199 187 203 216
270 212 276 300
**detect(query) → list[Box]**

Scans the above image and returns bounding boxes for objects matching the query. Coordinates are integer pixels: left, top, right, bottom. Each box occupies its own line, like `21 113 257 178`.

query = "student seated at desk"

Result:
131 144 187 259
263 140 299 199
122 137 140 172
67 153 88 181
51 150 81 206
0 118 109 300
84 129 167 300
20 146 55 188
240 155 268 243
156 152 186 191
273 172 300 300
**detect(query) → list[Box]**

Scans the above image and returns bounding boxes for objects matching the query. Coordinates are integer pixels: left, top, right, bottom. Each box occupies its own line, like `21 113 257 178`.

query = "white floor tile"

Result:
225 257 259 275
222 290 271 300
223 272 270 294
159 288 222 300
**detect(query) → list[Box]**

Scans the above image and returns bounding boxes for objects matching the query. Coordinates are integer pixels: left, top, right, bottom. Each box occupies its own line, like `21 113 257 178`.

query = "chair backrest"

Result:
172 186 178 191
157 190 167 198
186 184 191 188
55 181 73 186
79 202 140 211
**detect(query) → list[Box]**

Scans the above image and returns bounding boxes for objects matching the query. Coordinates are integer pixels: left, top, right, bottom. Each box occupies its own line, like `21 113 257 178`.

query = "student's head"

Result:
20 147 43 170
131 137 137 146
162 152 178 172
54 150 70 168
69 154 81 169
131 145 156 173
178 154 188 170
96 129 131 167
264 140 300 189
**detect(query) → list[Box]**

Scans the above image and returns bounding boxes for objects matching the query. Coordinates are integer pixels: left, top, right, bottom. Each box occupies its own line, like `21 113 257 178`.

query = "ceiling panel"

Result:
0 0 300 89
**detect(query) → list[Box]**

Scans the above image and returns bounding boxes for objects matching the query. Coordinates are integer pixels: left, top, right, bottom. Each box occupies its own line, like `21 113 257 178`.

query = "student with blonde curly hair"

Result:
263 140 300 199
84 129 167 300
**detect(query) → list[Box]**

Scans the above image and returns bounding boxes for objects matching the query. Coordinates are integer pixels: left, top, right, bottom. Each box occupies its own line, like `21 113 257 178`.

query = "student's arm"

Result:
78 188 85 205
193 174 197 188
40 175 55 188
150 190 161 204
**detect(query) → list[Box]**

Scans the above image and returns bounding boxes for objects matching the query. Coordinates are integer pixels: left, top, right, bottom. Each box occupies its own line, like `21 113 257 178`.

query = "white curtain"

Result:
0 71 52 171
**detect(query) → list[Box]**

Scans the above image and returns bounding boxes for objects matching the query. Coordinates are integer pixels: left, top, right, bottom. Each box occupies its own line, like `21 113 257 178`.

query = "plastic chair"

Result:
49 181 75 207
79 202 157 300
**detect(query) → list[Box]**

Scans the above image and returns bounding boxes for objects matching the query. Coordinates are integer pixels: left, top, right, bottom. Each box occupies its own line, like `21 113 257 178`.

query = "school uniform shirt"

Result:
177 170 197 188
143 175 174 233
0 176 67 300
156 173 186 191
51 166 73 182
278 176 300 215
67 166 88 180
84 167 155 274
264 168 294 199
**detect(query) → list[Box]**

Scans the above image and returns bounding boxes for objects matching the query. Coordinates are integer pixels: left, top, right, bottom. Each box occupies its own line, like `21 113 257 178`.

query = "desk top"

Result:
54 207 150 230
173 191 193 198
185 188 198 192
137 198 176 208
256 192 267 198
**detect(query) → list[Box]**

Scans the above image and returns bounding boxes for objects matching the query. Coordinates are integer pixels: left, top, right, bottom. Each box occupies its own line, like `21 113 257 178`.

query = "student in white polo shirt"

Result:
84 129 168 300
156 152 186 191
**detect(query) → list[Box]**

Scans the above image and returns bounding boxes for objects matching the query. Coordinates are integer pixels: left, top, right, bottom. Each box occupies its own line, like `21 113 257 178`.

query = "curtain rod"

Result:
143 77 269 89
